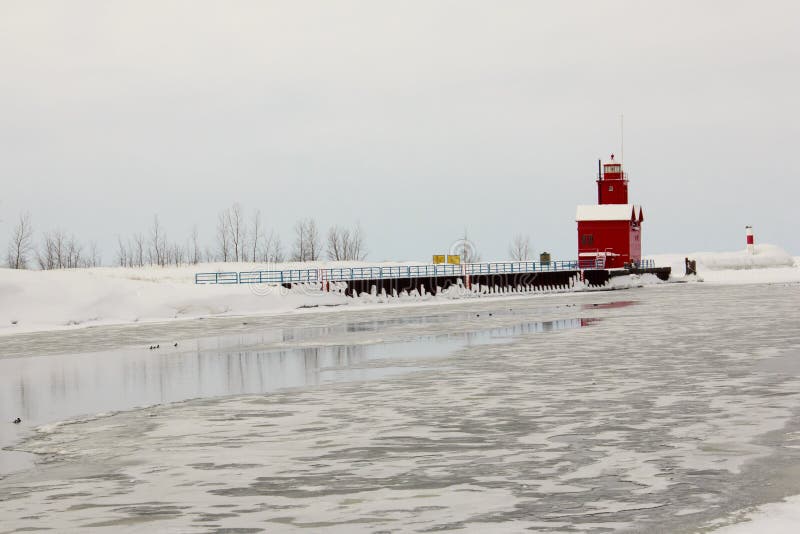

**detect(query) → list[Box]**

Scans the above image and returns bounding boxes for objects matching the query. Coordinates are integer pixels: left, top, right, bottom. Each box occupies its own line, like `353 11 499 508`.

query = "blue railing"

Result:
324 264 464 281
465 260 578 275
195 272 239 284
237 269 318 284
194 258 656 285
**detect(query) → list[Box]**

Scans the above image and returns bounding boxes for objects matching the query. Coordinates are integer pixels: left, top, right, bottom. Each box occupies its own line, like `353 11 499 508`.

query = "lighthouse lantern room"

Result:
576 155 644 269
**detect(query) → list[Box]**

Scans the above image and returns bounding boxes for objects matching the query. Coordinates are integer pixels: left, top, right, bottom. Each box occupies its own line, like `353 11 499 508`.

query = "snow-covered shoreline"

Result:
0 260 387 337
650 243 798 282
1 247 797 338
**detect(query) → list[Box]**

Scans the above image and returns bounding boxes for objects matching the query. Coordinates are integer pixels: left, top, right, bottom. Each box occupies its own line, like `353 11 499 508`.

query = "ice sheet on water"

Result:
2 284 800 532
706 494 800 533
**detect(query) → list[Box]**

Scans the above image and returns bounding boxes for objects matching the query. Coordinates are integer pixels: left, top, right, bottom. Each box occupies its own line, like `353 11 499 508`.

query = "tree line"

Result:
4 205 537 270
4 204 368 270
5 212 101 270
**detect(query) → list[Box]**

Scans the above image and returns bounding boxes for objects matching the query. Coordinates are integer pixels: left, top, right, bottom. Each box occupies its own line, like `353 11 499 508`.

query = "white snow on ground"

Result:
691 243 794 270
1 246 798 337
649 244 800 284
0 260 414 337
707 495 800 533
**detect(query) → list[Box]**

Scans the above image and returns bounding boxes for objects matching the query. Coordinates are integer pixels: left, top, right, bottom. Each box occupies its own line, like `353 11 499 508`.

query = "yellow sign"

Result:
432 255 446 264
447 255 461 265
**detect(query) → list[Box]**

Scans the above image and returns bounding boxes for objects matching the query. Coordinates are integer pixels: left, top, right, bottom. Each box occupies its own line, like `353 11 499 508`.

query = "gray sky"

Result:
2 0 798 263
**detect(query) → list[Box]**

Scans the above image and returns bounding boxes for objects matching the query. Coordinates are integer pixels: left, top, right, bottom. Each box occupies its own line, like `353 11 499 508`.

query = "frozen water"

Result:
1 284 800 533
0 320 587 455
707 494 800 533
0 300 593 474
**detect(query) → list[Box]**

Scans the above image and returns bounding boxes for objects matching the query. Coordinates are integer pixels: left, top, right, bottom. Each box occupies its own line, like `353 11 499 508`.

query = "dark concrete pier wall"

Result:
284 267 671 297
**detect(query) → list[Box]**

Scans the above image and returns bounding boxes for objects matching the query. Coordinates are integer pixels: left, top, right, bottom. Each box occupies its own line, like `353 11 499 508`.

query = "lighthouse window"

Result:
581 234 594 245
608 185 614 192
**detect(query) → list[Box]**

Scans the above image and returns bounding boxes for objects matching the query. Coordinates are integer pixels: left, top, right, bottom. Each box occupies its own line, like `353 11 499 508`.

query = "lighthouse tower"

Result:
576 155 643 269
597 155 628 205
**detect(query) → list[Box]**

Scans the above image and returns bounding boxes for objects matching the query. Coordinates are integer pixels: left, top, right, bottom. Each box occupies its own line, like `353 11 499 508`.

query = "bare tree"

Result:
37 230 82 269
131 233 144 267
51 230 66 268
6 212 34 269
249 209 262 263
453 229 480 264
327 226 344 261
216 210 231 262
306 219 320 261
255 229 268 262
327 223 367 261
64 234 83 268
291 220 306 262
87 240 101 267
148 215 167 266
347 223 366 261
38 230 59 270
267 232 284 263
171 242 185 266
115 236 128 267
509 234 532 261
225 203 245 262
36 229 95 269
189 225 201 264
292 218 321 262
255 225 283 264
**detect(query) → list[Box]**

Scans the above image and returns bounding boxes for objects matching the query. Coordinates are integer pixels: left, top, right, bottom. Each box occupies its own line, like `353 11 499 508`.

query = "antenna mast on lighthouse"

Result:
620 113 624 164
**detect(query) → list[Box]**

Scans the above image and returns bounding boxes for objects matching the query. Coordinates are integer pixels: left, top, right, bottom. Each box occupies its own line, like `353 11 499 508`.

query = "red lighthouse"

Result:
576 155 643 269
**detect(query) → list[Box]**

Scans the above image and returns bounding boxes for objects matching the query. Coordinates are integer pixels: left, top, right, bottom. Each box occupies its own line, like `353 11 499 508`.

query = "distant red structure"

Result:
576 155 643 269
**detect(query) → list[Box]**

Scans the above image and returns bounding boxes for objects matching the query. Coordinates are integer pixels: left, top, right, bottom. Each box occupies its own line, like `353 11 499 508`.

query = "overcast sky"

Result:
1 0 798 263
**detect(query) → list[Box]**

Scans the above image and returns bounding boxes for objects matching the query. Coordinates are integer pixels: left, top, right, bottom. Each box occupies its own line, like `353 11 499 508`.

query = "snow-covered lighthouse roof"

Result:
576 204 643 222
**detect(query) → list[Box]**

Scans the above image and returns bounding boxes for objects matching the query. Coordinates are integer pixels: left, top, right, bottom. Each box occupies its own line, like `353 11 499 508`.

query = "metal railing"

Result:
195 258 658 285
465 260 578 275
632 259 656 270
195 272 239 284
236 269 318 284
324 264 464 282
578 258 607 269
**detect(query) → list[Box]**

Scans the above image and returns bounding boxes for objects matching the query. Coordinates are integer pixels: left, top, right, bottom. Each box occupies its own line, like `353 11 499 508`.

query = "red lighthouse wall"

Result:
629 224 642 262
577 220 641 269
597 161 628 205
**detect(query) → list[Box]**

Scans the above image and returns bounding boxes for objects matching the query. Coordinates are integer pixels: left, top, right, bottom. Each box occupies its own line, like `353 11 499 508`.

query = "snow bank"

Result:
708 495 800 533
692 244 795 270
648 244 800 285
0 259 479 337
0 260 403 337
